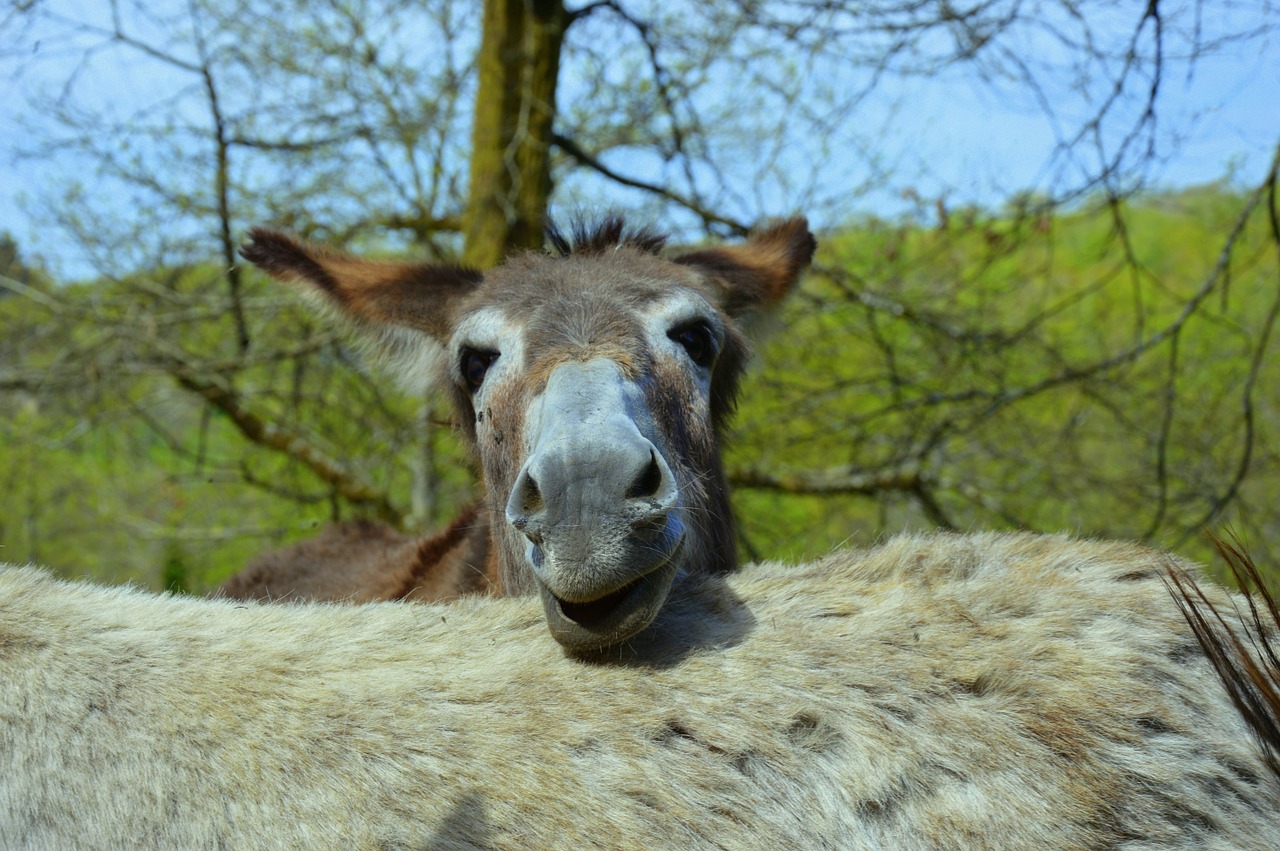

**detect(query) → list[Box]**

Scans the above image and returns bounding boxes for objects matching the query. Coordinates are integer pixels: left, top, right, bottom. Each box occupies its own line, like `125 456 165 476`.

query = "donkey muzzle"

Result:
505 359 685 651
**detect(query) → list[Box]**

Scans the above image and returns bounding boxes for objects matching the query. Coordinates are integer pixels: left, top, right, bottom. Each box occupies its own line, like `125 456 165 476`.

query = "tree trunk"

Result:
411 399 440 526
462 0 566 268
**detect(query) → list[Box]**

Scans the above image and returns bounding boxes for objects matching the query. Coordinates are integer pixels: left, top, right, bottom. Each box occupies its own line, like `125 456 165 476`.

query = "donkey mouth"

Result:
557 577 645 625
536 556 682 655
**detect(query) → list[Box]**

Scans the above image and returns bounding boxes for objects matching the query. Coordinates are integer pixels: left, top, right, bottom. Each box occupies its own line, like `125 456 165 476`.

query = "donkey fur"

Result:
218 507 493 603
3 532 1278 849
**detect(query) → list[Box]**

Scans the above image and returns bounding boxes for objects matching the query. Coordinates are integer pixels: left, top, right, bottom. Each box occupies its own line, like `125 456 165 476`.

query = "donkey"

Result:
222 217 815 653
219 506 493 603
5 532 1280 848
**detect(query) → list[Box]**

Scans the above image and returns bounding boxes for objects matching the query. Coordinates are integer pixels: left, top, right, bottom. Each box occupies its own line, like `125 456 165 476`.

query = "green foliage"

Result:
0 261 473 590
0 232 52 295
161 544 192 595
729 182 1280 585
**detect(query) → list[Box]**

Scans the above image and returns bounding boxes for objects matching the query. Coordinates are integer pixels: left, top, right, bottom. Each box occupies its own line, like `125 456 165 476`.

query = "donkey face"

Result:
242 217 814 653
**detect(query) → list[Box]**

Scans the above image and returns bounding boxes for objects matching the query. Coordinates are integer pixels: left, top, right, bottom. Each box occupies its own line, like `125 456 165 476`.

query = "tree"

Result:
0 232 53 298
1 0 1279 586
463 0 566 266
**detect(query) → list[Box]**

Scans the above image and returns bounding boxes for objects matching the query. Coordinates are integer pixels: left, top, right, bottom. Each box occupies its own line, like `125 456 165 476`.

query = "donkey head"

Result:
241 217 814 653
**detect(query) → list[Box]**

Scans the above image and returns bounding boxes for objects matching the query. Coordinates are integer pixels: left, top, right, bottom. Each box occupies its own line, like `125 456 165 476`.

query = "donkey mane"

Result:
544 214 669 257
1165 534 1280 779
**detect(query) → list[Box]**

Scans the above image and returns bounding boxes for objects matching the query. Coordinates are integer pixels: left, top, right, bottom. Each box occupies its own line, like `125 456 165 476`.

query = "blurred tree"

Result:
0 232 51 296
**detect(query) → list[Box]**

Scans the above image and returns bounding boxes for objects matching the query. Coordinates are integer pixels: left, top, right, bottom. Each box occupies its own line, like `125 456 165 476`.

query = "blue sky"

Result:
1 2 1277 280
897 36 1278 197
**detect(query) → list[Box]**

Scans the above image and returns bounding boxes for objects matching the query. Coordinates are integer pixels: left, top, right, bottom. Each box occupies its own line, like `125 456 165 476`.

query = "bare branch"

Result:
170 369 403 527
553 132 749 233
729 465 924 496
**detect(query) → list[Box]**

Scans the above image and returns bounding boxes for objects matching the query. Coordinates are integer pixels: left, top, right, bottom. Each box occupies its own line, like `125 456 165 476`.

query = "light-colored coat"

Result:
3 532 1278 849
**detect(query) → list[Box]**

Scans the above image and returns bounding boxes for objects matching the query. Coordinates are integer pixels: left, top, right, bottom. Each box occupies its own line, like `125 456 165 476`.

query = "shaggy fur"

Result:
218 505 496 602
4 532 1279 848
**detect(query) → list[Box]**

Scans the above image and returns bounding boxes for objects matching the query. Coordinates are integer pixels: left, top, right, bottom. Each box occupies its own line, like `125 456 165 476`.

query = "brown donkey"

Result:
218 217 815 653
219 506 492 604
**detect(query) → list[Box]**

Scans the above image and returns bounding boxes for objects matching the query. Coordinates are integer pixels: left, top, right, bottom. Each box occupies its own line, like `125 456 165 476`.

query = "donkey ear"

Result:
240 228 482 342
674 217 815 316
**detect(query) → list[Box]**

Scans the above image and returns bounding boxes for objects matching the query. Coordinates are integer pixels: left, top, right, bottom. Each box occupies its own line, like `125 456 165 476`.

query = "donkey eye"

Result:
461 349 499 393
669 322 716 368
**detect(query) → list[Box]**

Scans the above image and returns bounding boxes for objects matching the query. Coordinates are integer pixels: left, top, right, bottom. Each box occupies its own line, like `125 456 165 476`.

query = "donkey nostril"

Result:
506 466 546 543
522 472 543 514
626 449 664 500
